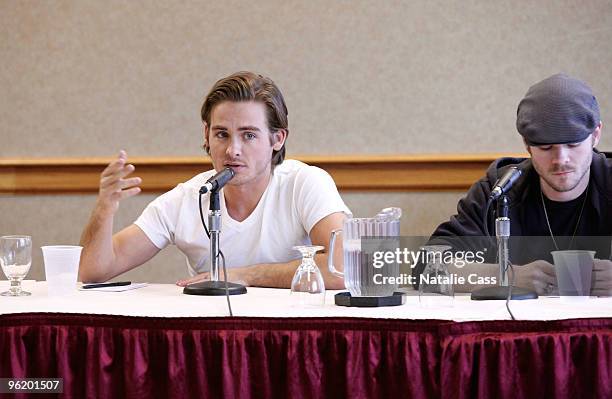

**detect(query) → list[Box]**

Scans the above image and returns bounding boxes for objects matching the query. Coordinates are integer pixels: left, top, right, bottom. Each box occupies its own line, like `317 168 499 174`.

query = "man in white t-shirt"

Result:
78 71 350 289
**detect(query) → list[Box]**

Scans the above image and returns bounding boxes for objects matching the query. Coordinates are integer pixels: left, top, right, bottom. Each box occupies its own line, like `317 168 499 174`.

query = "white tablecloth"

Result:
1 280 611 321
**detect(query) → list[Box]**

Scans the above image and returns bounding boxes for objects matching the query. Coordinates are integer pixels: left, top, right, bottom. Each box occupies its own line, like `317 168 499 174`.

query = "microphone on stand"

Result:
472 165 537 302
199 168 235 194
489 166 522 200
184 166 247 299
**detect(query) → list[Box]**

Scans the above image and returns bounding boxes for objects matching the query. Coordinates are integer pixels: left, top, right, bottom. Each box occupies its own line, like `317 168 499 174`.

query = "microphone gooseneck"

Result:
199 168 235 194
489 166 522 200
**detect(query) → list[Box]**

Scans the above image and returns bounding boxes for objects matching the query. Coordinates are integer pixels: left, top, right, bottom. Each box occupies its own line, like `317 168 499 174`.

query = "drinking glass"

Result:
0 235 32 296
419 245 454 307
42 245 83 296
290 245 325 306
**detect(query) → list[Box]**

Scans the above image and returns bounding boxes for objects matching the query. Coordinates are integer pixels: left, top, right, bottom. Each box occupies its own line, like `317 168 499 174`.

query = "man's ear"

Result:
203 122 210 148
272 129 287 151
591 121 603 148
523 138 532 155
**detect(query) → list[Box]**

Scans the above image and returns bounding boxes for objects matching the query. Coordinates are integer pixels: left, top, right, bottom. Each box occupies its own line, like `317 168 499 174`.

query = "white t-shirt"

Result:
134 160 351 276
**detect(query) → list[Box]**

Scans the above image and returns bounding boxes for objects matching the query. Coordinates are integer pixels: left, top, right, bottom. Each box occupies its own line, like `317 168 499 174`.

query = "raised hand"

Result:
96 150 142 215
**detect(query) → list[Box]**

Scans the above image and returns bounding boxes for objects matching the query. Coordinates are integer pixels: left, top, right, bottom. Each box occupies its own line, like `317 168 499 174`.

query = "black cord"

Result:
220 250 233 316
199 192 210 238
483 197 494 239
482 197 500 262
505 261 516 320
199 191 233 316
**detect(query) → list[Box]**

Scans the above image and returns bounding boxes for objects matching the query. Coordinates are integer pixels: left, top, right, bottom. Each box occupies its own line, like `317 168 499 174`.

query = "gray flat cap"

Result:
517 73 600 145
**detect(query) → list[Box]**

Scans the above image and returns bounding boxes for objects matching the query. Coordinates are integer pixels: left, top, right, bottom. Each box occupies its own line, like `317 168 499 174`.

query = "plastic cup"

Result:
41 246 83 296
551 250 594 301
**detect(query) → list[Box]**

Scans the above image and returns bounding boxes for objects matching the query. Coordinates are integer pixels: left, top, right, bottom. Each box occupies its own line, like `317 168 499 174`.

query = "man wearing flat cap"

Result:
425 74 612 296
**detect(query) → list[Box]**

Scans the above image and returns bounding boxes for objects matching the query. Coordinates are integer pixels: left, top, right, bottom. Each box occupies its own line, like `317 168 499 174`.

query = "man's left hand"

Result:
592 259 612 296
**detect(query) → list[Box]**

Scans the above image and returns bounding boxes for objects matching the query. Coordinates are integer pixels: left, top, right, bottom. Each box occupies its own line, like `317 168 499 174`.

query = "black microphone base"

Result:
471 286 538 300
183 280 247 296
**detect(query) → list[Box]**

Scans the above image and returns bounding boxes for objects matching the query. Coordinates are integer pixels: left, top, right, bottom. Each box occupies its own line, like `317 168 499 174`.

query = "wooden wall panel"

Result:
0 154 527 194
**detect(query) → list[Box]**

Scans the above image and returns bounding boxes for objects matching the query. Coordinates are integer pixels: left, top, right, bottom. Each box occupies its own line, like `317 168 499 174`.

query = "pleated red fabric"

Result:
439 318 612 399
0 314 610 398
0 314 442 398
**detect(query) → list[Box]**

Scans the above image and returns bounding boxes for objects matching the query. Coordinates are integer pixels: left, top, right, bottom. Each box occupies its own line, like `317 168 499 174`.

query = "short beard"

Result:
541 166 590 193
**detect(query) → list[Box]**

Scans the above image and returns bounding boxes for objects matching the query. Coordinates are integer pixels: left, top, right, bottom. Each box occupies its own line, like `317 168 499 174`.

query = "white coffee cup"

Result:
41 245 83 296
551 250 594 301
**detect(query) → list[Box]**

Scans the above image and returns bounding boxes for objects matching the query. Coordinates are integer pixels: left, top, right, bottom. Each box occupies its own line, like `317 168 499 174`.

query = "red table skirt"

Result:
1 314 611 398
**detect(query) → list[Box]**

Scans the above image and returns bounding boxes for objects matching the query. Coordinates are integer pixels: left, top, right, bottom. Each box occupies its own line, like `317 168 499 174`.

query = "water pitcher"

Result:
328 208 401 297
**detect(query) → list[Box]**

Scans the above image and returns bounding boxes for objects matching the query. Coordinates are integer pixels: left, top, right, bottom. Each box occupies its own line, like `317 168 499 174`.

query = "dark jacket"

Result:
433 150 612 239
415 151 612 281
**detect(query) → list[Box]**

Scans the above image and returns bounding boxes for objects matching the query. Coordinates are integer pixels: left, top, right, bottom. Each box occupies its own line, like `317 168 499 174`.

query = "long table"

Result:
1 281 611 398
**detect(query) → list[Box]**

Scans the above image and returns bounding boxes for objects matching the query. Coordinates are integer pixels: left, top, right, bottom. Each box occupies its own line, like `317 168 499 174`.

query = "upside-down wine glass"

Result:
290 245 326 306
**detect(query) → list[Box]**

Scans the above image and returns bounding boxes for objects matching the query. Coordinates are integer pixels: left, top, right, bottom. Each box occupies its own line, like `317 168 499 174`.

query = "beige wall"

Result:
2 0 611 157
1 1 611 282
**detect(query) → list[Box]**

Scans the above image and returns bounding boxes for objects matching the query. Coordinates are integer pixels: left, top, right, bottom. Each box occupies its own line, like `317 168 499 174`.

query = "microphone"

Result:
489 166 522 200
199 168 235 194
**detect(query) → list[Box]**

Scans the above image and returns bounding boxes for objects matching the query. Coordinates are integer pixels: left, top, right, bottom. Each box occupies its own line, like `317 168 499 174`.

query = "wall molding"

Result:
0 154 527 194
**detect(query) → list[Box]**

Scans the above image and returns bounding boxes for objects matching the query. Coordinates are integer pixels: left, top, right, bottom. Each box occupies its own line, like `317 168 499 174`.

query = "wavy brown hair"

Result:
201 71 289 166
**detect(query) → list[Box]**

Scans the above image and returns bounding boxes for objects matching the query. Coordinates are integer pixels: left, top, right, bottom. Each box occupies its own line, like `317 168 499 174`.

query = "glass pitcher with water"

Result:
328 208 401 297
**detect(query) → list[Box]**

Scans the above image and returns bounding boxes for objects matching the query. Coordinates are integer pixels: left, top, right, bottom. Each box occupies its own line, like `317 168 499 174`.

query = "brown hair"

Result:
201 71 289 166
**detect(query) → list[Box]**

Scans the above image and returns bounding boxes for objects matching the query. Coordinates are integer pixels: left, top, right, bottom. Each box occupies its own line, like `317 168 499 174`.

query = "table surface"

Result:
1 280 611 321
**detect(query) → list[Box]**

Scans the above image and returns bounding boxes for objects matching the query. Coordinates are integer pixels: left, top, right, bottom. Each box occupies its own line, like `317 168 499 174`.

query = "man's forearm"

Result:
230 253 345 289
230 259 299 288
79 150 145 282
78 208 117 282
